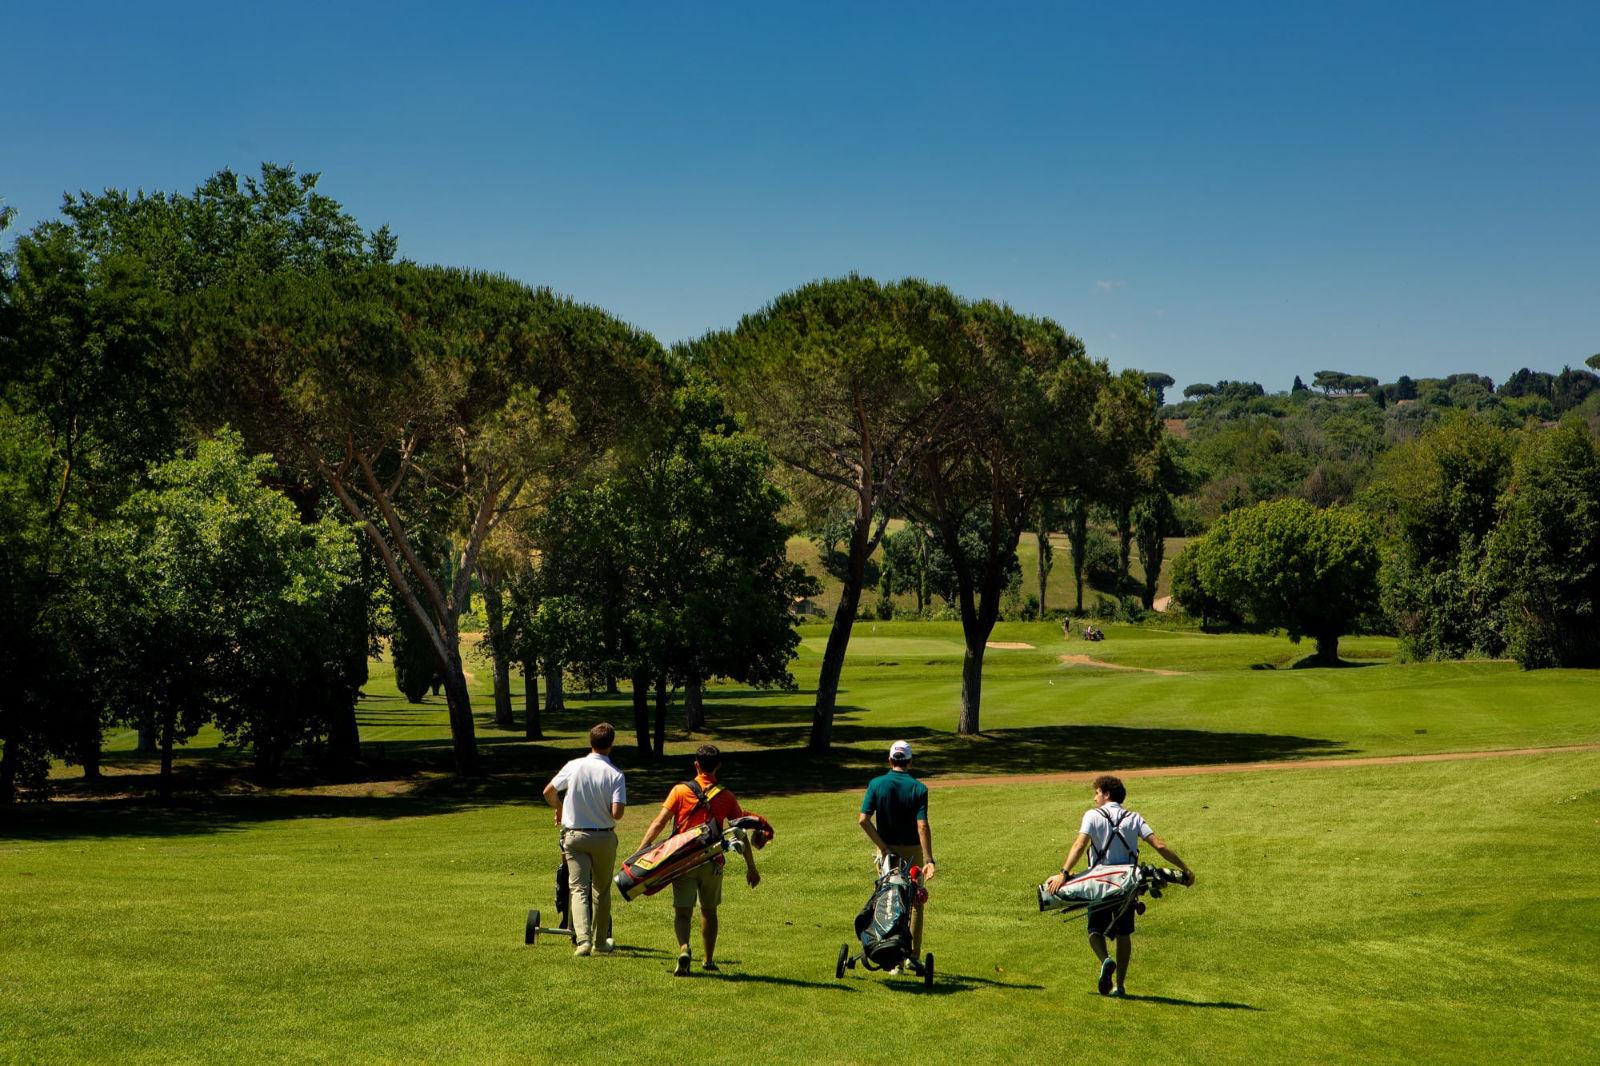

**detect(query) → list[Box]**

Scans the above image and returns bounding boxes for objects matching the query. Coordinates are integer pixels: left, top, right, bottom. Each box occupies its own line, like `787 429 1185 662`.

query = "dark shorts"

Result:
1086 901 1135 938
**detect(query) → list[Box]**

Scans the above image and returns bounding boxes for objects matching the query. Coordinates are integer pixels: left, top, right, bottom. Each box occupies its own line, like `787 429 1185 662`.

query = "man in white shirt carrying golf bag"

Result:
1043 774 1194 997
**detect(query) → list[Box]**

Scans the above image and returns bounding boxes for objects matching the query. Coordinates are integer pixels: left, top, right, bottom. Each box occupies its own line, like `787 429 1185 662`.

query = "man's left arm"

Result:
1146 833 1194 884
916 818 935 882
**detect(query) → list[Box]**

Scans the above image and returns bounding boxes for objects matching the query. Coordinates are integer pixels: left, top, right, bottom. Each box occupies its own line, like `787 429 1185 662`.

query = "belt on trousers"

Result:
564 826 614 832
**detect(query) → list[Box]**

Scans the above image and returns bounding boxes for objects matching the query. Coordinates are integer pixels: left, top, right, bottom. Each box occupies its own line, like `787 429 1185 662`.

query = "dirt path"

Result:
1058 653 1184 676
1153 595 1172 612
927 742 1600 790
986 641 1035 650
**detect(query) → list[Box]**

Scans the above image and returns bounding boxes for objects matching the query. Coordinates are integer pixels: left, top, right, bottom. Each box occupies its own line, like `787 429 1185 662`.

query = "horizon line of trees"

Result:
4 163 1598 806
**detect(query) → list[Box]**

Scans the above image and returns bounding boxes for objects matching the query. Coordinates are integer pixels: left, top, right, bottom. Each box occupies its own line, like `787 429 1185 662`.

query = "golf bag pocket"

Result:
615 823 722 901
855 869 916 968
1037 864 1138 914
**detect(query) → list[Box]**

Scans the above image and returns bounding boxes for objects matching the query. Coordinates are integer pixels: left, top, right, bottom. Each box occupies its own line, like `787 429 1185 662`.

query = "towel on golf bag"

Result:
855 862 922 969
728 813 775 848
614 821 724 901
1037 863 1138 914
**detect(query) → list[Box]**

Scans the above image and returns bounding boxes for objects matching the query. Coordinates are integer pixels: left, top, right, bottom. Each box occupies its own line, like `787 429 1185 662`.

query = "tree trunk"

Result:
78 713 102 781
684 675 705 732
327 694 361 767
959 639 987 735
545 661 566 712
1067 504 1088 613
439 634 480 775
605 673 619 696
653 678 669 759
523 658 542 740
812 578 863 751
1315 633 1340 665
1116 502 1133 598
812 508 876 752
631 671 652 757
159 709 175 802
137 724 158 754
483 583 514 730
1036 528 1052 617
0 729 16 807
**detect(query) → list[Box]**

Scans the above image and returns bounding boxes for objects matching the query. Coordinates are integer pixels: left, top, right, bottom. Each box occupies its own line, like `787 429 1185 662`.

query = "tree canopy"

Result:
1173 498 1380 663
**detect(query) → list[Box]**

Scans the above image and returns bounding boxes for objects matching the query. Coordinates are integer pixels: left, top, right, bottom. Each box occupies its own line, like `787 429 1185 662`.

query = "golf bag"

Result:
854 857 926 970
1036 863 1189 922
614 813 774 902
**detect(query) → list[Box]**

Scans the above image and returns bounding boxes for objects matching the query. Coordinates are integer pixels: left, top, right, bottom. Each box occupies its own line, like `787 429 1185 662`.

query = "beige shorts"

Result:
672 861 724 910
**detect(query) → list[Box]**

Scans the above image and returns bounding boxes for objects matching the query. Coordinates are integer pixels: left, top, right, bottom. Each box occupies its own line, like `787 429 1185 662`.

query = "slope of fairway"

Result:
5 753 1598 1063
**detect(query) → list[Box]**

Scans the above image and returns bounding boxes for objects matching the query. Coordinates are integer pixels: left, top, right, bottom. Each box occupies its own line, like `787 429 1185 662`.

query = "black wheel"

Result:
525 909 540 945
836 943 849 980
923 952 935 988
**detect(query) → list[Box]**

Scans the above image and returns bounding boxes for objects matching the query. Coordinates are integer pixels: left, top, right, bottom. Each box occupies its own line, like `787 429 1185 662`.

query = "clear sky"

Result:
5 1 1597 391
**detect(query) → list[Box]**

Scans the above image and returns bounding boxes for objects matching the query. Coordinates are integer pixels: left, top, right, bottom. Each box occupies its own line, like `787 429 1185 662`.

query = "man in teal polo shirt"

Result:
858 740 936 959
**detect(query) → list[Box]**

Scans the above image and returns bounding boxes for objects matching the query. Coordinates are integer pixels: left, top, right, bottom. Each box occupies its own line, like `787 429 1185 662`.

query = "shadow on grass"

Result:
702 972 859 991
880 971 1045 996
1117 993 1261 1010
13 700 1349 840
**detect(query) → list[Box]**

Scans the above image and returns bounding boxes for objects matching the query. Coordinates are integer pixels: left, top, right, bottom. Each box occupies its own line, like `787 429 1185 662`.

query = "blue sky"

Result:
5 1 1597 391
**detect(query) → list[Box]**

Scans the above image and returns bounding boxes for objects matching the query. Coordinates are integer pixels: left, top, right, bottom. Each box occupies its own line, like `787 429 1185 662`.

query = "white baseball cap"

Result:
889 740 913 761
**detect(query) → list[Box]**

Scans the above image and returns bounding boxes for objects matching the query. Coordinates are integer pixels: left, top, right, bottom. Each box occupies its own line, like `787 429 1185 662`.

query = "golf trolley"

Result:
525 860 613 948
836 854 934 989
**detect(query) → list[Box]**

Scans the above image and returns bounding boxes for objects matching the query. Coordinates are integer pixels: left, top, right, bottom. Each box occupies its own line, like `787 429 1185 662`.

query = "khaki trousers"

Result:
561 828 618 949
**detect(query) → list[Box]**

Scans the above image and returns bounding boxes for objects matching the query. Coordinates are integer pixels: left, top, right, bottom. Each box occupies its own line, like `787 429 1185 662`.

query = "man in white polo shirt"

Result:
1043 774 1194 996
543 723 627 957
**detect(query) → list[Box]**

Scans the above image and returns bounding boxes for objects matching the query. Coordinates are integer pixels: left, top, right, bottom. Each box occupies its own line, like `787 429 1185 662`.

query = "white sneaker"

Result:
573 944 592 958
596 938 615 954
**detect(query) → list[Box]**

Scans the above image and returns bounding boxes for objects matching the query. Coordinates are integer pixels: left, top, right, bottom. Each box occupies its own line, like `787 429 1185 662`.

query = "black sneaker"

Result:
674 951 691 977
703 961 719 972
1097 957 1116 995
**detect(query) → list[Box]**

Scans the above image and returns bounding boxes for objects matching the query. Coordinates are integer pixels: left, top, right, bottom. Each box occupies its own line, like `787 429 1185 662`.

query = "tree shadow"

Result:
1289 656 1379 670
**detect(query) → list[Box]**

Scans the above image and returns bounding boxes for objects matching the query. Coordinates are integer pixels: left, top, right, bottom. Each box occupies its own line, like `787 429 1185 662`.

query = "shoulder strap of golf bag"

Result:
1090 807 1136 866
678 779 724 834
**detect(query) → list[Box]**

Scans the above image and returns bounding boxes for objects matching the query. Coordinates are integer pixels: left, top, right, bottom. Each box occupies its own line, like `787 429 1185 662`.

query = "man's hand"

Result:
1044 871 1067 894
746 867 761 889
920 860 936 883
552 810 562 828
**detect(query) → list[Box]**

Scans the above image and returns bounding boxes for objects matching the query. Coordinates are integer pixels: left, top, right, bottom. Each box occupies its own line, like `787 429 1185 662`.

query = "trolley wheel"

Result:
923 952 935 988
525 909 540 945
836 943 849 980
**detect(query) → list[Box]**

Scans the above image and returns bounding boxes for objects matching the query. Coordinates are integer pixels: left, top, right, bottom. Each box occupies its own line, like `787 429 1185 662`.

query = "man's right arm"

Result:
542 781 563 826
637 807 671 849
858 811 889 854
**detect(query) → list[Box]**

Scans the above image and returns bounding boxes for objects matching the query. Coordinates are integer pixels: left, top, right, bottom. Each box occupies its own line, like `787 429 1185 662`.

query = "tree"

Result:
185 264 666 775
905 300 1105 733
1062 497 1092 612
1587 353 1600 372
1133 488 1176 611
1091 371 1163 598
537 384 816 756
881 524 933 614
1142 371 1175 407
1183 382 1215 399
1484 421 1600 668
1291 375 1308 393
1031 499 1061 615
1364 414 1514 659
101 433 354 796
697 277 957 750
1173 498 1379 663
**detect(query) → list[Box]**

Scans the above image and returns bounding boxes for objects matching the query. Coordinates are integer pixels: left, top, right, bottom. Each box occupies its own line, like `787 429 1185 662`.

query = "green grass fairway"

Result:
5 753 1598 1062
